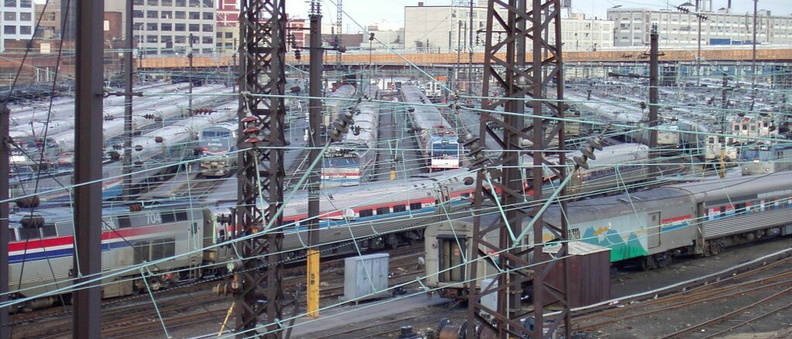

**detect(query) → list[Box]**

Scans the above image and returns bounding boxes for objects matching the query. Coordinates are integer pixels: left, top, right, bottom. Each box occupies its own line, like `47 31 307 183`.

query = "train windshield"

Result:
323 157 359 168
431 143 459 158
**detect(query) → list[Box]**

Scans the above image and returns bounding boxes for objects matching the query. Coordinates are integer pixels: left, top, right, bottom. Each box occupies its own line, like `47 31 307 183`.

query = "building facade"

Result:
404 4 613 53
1 0 35 52
608 7 792 47
132 0 216 55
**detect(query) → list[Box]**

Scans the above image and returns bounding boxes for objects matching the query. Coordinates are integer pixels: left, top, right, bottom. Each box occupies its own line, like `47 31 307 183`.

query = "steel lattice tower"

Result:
467 0 570 338
234 0 289 337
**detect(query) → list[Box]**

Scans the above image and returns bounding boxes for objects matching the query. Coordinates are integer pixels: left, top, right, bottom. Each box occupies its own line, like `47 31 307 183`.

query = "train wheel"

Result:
641 256 658 271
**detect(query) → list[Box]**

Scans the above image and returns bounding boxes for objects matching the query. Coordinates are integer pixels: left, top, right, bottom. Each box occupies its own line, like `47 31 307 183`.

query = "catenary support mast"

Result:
234 0 289 337
466 0 570 338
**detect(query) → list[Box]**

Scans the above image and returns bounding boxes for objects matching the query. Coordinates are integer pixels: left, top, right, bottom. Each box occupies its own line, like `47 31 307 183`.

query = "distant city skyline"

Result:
288 0 791 32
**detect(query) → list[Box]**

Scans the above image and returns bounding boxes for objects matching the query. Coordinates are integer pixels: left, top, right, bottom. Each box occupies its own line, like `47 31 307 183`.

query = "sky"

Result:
288 0 792 32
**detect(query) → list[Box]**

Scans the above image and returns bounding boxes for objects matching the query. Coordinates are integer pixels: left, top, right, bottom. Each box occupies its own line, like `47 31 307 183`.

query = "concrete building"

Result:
608 6 792 47
215 0 237 53
357 25 404 51
1 0 35 53
404 3 613 53
132 0 216 55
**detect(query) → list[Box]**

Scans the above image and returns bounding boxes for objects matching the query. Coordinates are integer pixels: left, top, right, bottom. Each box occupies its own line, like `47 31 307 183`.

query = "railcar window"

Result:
393 205 407 212
359 209 373 217
410 202 422 210
376 207 390 215
117 215 132 228
161 212 176 223
151 238 175 260
133 241 151 264
176 211 188 221
18 228 39 240
41 224 56 238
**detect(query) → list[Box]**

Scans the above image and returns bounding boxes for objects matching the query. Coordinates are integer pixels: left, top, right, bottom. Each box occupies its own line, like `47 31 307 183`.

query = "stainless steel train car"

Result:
740 142 792 175
196 121 238 177
321 99 379 187
424 171 792 299
401 84 461 172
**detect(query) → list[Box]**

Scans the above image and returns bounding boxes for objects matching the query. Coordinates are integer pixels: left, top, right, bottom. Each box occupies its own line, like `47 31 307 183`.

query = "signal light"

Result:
295 49 301 60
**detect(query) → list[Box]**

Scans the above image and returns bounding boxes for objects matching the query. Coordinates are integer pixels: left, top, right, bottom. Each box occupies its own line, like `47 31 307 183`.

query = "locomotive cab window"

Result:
359 209 373 217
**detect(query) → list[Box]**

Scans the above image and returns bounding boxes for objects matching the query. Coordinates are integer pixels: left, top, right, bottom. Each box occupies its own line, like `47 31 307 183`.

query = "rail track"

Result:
8 244 426 338
571 249 792 338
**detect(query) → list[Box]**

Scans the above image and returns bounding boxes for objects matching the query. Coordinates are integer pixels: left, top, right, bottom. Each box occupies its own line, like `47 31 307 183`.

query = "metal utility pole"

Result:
335 0 343 66
234 0 289 337
123 0 133 199
466 0 569 338
648 24 659 178
306 0 323 318
468 0 474 97
751 0 758 109
0 104 9 339
74 0 104 336
189 33 194 117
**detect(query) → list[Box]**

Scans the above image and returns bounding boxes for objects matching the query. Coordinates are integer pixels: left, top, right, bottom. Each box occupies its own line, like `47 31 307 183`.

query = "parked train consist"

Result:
196 121 238 177
322 98 379 187
401 84 461 172
4 141 661 311
425 171 792 299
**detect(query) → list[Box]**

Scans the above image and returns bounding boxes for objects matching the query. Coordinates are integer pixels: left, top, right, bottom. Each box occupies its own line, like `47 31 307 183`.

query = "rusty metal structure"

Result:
466 0 570 338
234 0 289 337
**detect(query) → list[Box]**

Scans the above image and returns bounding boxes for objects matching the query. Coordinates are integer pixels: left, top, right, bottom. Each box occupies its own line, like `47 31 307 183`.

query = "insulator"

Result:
243 126 260 134
587 137 604 151
16 195 41 208
573 155 589 170
21 215 45 228
580 146 596 161
245 136 262 144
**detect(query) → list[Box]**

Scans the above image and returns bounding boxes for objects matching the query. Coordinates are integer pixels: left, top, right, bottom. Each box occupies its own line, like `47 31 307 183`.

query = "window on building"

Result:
20 0 30 7
175 35 186 43
20 12 30 21
189 12 199 20
161 11 172 19
175 0 186 6
162 0 172 5
175 11 185 19
146 23 157 31
202 0 212 7
3 12 14 21
20 25 30 34
203 12 213 20
4 25 16 34
202 36 212 44
161 23 172 31
133 0 144 5
147 0 158 5
189 24 199 32
133 10 143 18
175 23 186 31
225 32 232 39
147 35 158 43
147 10 157 18
202 24 212 32
189 0 199 7
4 0 16 7
216 32 222 38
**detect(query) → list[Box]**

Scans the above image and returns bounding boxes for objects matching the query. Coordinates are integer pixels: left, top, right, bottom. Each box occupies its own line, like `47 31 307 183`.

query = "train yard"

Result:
3 65 792 338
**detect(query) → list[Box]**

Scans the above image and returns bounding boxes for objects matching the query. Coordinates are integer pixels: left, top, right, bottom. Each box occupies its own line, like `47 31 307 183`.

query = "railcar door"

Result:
647 212 660 248
437 235 467 283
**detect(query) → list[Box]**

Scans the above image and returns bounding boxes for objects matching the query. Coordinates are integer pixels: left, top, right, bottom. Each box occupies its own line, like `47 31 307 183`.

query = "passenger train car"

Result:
196 121 238 177
401 84 461 172
424 171 792 299
321 97 379 187
740 142 792 175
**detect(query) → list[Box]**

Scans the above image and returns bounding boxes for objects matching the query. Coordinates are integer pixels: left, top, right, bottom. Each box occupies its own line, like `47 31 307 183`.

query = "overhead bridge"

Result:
140 47 792 69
